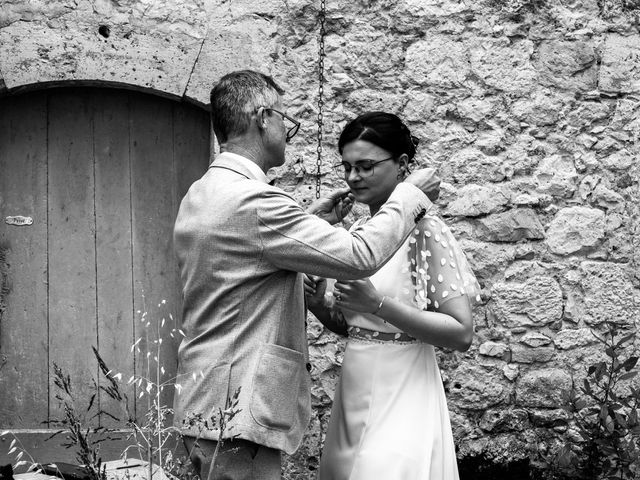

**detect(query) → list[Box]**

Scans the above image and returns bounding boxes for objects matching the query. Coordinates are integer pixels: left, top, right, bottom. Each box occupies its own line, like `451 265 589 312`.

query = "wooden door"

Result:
0 88 210 462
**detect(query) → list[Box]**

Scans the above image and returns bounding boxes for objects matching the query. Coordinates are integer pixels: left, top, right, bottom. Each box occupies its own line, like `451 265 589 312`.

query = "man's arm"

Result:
307 168 440 224
257 169 439 280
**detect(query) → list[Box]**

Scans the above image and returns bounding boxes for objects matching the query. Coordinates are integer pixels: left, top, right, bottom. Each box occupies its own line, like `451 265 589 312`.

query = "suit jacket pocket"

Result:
250 343 304 431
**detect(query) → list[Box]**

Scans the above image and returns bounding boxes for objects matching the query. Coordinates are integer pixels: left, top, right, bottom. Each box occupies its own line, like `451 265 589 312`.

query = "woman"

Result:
306 112 481 480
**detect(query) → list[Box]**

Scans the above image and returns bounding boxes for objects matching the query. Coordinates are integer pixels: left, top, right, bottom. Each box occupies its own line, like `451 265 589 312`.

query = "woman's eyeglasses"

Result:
263 108 300 142
333 156 395 178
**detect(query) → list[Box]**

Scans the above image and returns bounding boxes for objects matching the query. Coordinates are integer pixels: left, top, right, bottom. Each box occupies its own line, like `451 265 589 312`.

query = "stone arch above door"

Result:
0 1 280 107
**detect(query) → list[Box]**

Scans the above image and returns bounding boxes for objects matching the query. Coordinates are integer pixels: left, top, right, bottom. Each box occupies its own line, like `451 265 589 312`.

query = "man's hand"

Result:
404 168 441 201
306 187 354 224
303 274 327 308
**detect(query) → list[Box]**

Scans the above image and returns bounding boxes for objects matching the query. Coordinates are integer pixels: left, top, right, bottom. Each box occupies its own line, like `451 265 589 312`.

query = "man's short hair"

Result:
210 70 285 143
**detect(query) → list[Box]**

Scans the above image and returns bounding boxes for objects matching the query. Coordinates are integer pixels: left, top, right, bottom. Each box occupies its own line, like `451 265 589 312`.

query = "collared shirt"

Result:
218 151 269 184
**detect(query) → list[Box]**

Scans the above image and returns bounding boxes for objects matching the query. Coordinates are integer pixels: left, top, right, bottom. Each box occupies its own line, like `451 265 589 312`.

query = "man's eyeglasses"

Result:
333 156 395 178
263 108 300 142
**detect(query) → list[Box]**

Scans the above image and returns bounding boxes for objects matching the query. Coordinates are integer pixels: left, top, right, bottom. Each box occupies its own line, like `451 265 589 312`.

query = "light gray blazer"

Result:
172 153 431 454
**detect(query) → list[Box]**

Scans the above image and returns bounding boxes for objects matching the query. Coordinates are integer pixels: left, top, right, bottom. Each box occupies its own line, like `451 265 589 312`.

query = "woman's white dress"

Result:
318 215 480 480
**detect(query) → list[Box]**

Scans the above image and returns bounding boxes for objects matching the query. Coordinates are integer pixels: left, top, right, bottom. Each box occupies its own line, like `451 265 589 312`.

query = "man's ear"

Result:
255 107 268 132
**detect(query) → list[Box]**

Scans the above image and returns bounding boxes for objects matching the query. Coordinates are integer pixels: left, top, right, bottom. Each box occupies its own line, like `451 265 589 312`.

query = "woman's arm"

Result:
333 278 473 351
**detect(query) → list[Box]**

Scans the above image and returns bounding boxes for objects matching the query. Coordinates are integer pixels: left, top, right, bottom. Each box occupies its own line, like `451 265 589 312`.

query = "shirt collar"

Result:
218 152 269 184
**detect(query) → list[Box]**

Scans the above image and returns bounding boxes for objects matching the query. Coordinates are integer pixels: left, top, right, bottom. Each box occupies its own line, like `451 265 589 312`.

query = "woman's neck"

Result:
368 181 401 216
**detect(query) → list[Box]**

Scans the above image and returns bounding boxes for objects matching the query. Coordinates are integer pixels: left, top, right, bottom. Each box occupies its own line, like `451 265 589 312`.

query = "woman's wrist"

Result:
372 295 387 315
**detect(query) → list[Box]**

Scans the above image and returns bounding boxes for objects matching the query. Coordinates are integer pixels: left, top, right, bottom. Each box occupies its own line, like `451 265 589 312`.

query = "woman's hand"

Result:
303 274 327 308
333 278 383 314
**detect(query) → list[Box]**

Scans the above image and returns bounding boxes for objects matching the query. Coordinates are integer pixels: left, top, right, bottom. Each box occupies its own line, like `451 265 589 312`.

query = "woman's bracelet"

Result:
372 296 387 315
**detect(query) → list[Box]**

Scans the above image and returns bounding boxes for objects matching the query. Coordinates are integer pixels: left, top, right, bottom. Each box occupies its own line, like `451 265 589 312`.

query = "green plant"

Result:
553 323 640 480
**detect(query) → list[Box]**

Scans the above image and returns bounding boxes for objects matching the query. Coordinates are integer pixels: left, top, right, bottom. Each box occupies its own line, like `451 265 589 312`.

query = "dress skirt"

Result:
318 336 460 480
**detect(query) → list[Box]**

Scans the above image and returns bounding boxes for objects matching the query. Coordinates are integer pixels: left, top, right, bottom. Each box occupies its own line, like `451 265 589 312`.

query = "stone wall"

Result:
2 0 640 477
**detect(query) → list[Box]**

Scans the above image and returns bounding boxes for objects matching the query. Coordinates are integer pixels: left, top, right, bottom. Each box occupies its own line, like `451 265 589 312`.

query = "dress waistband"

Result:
347 326 418 344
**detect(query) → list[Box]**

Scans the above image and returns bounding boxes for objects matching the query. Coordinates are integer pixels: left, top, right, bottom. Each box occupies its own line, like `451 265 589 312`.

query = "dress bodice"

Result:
338 214 481 334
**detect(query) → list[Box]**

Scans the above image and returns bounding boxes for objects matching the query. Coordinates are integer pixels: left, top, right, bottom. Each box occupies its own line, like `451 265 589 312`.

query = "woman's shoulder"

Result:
415 214 451 238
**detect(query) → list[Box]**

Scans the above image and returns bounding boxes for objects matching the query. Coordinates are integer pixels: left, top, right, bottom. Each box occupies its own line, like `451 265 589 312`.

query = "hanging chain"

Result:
315 0 326 199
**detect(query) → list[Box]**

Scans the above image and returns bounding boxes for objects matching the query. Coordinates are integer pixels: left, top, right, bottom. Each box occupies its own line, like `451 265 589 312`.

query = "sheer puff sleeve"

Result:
408 215 481 311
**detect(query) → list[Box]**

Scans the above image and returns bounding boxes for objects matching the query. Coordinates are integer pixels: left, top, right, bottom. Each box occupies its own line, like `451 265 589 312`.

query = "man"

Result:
173 70 440 479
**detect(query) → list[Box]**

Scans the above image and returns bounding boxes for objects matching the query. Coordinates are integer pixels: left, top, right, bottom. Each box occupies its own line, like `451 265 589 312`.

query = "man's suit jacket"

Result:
172 152 431 454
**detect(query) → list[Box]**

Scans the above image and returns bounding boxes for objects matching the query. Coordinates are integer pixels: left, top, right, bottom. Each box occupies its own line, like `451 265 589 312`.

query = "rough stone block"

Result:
479 408 529 433
502 364 520 381
535 155 578 198
554 328 597 350
510 345 555 364
455 239 517 279
511 90 566 127
404 36 470 88
545 206 605 255
402 91 437 122
592 184 625 211
515 369 572 408
475 208 545 242
599 34 640 94
492 276 563 328
448 364 510 410
456 96 496 123
445 184 510 217
478 341 511 360
519 332 552 348
439 147 506 185
537 40 597 92
529 408 570 427
580 261 640 326
401 0 471 18
469 38 537 93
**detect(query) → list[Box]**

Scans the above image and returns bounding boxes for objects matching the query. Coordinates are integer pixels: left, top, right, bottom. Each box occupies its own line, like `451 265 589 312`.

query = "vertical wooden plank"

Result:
174 104 211 200
0 93 49 427
167 103 211 417
93 90 135 425
129 94 178 421
48 90 98 422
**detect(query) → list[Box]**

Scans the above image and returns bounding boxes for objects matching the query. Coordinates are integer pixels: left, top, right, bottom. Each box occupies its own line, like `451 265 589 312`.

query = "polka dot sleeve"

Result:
409 215 481 311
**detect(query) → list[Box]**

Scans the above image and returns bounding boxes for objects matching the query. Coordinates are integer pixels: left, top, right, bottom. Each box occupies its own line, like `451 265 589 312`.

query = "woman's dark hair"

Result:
338 111 419 161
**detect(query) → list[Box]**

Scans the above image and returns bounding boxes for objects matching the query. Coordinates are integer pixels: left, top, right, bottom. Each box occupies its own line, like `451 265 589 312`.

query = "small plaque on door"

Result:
5 215 33 226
